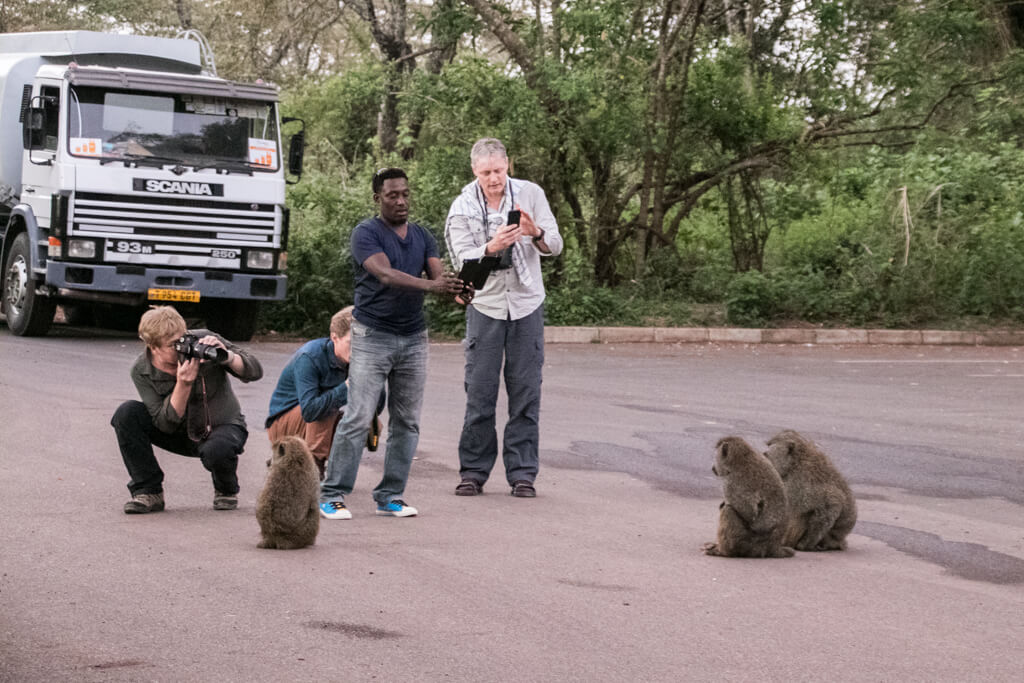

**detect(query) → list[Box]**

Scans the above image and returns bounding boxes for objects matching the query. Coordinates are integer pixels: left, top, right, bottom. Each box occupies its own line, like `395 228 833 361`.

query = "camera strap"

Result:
475 179 514 234
187 375 212 443
474 180 532 286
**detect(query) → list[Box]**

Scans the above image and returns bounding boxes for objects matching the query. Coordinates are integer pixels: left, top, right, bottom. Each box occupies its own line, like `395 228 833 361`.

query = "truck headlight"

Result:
68 239 97 259
246 250 275 269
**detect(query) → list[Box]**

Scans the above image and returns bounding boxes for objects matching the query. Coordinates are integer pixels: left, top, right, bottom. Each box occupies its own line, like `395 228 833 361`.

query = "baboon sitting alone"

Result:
256 436 320 550
764 429 857 551
703 436 794 559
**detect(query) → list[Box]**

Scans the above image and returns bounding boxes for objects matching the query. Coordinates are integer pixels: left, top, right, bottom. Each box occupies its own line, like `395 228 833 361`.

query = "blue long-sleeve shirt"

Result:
265 338 348 427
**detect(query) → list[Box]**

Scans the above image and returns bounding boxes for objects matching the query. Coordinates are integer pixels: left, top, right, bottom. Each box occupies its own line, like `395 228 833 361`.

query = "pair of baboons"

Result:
703 430 857 559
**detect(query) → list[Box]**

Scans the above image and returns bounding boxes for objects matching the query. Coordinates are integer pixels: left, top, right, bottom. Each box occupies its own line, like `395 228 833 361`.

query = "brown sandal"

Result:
455 479 482 496
510 480 536 498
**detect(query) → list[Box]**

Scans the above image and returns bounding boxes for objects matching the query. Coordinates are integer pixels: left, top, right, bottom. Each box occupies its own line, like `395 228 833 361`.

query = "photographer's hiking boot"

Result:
213 490 238 510
124 492 165 514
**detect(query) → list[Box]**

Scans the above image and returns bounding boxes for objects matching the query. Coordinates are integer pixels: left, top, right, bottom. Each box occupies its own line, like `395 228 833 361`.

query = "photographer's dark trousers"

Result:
458 305 544 487
111 400 247 496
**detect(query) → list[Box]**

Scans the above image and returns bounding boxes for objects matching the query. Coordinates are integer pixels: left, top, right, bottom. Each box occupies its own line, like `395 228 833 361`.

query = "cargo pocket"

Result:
462 336 477 387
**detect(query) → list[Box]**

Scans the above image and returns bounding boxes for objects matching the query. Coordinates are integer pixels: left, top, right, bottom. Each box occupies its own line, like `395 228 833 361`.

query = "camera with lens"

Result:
174 334 228 363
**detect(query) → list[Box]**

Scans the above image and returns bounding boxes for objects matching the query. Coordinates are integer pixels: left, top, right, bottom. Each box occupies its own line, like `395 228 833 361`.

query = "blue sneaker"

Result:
319 501 352 520
375 500 418 517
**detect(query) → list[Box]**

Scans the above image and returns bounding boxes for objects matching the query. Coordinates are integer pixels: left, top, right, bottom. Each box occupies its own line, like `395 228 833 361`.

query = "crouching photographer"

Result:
110 306 263 514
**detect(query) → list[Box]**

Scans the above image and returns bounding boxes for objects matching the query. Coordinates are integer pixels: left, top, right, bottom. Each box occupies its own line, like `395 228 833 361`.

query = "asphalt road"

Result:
1 323 1022 681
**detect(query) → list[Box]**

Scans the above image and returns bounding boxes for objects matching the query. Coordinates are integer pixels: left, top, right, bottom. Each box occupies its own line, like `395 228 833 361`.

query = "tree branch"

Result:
462 0 535 81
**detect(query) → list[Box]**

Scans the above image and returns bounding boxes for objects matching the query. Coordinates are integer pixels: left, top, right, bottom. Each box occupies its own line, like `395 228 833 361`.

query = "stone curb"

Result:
543 326 1024 346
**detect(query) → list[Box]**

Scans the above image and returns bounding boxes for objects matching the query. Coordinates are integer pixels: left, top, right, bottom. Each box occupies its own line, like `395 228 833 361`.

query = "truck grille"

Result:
70 191 279 247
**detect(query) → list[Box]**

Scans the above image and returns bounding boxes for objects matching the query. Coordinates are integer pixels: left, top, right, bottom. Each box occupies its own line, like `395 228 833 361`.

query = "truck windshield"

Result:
67 86 280 171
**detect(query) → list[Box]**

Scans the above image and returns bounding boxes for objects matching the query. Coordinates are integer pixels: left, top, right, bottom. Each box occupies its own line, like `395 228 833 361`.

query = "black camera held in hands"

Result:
175 334 228 363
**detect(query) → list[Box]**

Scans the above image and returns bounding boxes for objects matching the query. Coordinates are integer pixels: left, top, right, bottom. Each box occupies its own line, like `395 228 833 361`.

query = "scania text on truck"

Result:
0 30 304 340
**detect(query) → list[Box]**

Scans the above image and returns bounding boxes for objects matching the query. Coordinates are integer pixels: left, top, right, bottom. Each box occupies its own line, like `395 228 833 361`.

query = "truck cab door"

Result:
21 82 62 227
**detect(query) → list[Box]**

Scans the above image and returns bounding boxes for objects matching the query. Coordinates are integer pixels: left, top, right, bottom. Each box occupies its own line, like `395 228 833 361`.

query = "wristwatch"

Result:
532 228 546 243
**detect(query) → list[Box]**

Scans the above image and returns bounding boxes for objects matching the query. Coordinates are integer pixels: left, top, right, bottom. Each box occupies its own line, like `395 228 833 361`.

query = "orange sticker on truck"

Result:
248 138 278 168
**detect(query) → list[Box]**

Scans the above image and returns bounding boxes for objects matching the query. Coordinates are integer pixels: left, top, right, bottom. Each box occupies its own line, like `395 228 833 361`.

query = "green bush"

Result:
543 249 624 325
261 169 370 336
724 271 777 326
262 70 1024 337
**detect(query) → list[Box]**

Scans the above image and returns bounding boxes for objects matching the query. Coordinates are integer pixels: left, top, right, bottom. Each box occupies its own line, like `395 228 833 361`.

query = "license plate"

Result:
148 288 200 303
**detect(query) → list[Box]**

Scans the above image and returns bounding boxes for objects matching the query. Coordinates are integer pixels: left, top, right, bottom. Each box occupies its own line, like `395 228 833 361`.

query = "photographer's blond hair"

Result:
138 306 187 347
330 306 354 338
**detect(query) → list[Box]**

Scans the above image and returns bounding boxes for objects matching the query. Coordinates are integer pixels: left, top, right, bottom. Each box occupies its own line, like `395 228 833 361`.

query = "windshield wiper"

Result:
99 153 190 170
192 158 257 176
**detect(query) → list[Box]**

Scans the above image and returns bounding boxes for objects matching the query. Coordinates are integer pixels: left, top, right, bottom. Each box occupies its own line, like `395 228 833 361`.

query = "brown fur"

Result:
703 436 794 558
256 436 320 550
764 430 857 551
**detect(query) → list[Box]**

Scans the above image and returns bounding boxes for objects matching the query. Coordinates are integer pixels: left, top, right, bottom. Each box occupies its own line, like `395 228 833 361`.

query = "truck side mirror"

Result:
282 116 305 185
287 131 305 183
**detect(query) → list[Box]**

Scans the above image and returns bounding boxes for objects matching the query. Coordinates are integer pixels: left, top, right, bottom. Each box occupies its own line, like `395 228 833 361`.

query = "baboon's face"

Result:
713 442 732 477
267 441 288 468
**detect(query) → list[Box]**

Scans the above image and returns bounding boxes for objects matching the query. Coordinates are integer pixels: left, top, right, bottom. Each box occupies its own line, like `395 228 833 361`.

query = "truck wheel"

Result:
2 232 55 336
203 300 261 341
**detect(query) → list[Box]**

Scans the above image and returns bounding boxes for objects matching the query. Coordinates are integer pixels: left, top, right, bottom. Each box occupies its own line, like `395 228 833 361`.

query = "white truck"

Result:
0 30 304 340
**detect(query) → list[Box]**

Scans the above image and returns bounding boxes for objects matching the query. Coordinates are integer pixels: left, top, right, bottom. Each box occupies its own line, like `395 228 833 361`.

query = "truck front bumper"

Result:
46 262 286 301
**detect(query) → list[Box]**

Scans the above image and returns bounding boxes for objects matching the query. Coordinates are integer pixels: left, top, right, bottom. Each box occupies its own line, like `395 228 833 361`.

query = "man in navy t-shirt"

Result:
320 167 466 520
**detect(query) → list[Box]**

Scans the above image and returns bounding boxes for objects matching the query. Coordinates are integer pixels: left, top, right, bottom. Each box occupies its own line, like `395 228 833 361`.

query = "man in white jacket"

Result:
444 137 564 498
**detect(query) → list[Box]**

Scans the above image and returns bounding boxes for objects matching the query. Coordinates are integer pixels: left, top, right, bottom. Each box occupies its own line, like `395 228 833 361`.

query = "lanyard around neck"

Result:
476 179 514 227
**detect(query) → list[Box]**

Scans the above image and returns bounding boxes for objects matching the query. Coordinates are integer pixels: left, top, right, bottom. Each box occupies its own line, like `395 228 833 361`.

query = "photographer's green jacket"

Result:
130 328 263 436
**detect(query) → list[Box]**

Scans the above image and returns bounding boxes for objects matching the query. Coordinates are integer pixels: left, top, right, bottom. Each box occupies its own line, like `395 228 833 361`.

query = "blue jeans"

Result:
458 305 544 486
321 320 428 506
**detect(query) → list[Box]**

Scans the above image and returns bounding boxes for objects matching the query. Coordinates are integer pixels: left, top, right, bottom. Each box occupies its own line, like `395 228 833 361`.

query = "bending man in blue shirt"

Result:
266 307 362 479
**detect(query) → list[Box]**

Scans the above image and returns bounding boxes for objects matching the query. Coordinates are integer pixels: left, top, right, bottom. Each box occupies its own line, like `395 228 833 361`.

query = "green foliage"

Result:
723 271 776 326
737 132 1024 328
689 43 798 152
281 64 384 171
260 168 370 336
260 1 1024 335
542 247 607 324
416 58 557 181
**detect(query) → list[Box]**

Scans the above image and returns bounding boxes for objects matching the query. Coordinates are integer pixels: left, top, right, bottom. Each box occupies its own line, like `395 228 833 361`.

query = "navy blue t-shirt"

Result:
351 216 440 335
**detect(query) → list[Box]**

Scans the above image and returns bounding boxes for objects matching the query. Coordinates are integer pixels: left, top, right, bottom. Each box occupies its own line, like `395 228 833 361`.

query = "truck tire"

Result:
2 232 55 336
203 300 261 341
